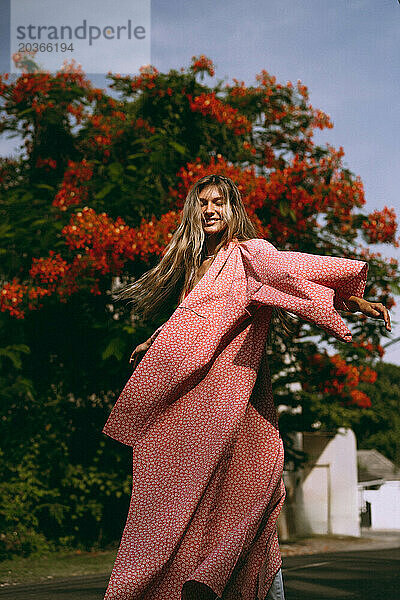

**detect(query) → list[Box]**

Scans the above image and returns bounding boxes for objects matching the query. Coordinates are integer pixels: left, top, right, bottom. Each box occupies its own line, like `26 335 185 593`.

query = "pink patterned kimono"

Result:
102 238 368 600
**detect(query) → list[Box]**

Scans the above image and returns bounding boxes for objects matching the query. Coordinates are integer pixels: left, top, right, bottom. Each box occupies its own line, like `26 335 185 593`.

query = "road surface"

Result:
0 546 399 599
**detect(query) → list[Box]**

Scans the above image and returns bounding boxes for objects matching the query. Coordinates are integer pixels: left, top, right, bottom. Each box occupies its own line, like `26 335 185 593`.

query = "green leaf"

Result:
130 138 148 146
279 200 289 217
101 338 125 361
16 108 34 117
0 344 31 369
169 141 186 155
127 153 147 160
107 162 124 180
0 223 13 237
34 184 55 191
389 281 400 295
95 182 115 199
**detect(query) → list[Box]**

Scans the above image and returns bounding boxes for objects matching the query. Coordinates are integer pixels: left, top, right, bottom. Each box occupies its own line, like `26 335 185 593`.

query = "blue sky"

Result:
1 0 399 362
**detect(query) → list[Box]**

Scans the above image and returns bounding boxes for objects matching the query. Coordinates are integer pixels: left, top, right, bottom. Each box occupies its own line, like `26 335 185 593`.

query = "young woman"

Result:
102 174 391 600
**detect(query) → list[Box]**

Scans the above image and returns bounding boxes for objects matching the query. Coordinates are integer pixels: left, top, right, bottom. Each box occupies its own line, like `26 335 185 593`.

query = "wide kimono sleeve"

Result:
239 238 369 343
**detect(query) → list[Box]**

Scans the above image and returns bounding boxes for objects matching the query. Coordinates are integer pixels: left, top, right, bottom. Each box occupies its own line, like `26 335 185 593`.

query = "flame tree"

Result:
0 54 398 556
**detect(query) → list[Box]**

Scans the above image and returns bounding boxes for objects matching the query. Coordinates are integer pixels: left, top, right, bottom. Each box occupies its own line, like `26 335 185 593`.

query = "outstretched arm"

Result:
239 238 371 343
341 295 391 332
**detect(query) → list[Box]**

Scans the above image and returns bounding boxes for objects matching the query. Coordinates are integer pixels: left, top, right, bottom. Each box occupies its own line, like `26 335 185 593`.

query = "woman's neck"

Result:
205 232 224 256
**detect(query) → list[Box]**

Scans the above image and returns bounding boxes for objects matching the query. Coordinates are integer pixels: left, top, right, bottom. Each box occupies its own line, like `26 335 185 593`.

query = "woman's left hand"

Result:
347 296 391 332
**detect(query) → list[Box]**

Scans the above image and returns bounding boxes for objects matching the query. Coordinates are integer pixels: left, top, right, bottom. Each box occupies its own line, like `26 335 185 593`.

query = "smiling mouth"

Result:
205 219 219 225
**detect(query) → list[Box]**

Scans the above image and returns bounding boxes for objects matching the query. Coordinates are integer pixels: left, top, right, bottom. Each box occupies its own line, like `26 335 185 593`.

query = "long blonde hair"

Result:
115 173 295 337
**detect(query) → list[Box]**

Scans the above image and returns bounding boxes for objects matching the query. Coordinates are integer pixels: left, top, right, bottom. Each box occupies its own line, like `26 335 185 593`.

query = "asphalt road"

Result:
282 547 400 599
0 546 399 600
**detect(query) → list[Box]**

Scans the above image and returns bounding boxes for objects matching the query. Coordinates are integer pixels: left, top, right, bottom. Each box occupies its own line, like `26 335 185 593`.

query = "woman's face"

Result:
198 185 227 236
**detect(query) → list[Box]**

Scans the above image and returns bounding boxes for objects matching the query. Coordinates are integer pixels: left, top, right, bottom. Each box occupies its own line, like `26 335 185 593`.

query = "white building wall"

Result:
301 428 360 537
361 481 400 530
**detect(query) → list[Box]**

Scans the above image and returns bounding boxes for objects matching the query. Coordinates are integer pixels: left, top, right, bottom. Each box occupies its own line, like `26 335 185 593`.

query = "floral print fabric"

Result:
102 238 368 600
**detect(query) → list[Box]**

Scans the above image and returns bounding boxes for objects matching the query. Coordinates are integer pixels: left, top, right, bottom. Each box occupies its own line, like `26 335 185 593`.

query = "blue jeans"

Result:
265 568 285 600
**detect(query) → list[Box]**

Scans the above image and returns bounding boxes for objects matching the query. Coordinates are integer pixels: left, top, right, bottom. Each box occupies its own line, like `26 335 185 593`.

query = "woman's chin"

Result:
203 226 225 234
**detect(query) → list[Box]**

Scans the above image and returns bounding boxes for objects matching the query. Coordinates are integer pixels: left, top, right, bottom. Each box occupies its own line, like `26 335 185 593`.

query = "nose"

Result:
203 201 218 214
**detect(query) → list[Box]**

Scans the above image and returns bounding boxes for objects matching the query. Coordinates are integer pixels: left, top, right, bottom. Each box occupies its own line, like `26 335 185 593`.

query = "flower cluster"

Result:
11 73 52 105
296 80 309 100
154 87 174 99
242 141 257 155
133 118 156 134
62 207 138 274
130 65 159 92
362 207 399 246
134 211 181 260
0 205 182 318
309 353 377 408
359 366 378 383
228 78 251 98
311 108 333 130
254 70 333 139
12 50 39 73
351 339 385 357
55 61 93 91
262 143 276 168
32 97 56 115
53 159 93 210
86 109 126 157
1 279 30 318
0 73 9 96
223 70 334 166
3 64 92 110
255 69 278 88
190 55 215 77
58 58 84 76
36 157 57 170
2 206 140 318
29 251 69 286
0 277 53 318
66 101 86 125
63 206 182 266
348 389 373 408
0 250 95 317
187 92 252 135
172 148 365 246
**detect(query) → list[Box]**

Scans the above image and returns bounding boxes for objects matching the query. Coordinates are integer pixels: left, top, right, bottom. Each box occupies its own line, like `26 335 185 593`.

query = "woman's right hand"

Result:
129 338 152 369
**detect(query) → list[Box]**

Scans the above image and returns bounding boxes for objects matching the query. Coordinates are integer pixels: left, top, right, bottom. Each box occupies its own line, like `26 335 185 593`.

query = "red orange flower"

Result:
362 207 398 246
53 159 93 210
190 55 215 77
187 92 252 135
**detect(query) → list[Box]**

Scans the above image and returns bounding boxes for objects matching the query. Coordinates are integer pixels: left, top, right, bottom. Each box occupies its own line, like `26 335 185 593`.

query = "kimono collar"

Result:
179 238 239 307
